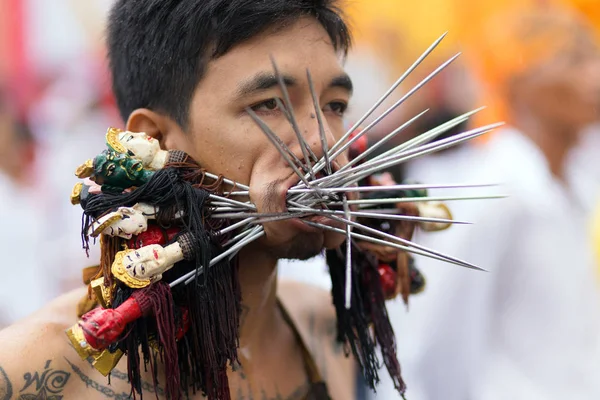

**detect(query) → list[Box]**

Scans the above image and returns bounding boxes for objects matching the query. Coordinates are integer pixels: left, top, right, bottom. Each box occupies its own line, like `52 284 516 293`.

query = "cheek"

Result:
328 118 345 141
188 118 264 185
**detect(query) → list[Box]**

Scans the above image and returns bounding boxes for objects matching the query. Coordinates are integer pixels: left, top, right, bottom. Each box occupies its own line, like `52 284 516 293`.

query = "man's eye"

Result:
323 101 348 117
251 98 280 113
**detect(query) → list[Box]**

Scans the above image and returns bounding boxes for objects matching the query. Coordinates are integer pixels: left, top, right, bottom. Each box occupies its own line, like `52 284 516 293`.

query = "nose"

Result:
292 108 347 173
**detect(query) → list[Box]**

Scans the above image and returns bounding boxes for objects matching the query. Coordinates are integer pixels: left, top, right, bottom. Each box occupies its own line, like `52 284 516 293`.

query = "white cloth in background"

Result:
567 123 600 214
33 112 107 299
0 175 46 328
278 255 331 290
372 128 600 400
28 59 117 299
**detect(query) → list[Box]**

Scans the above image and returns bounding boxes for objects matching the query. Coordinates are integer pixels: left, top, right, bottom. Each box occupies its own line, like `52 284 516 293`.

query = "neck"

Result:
236 245 281 362
512 113 578 180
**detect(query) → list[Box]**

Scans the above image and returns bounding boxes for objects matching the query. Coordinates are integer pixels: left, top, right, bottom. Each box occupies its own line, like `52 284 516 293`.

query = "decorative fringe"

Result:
82 165 242 400
110 285 150 397
169 249 240 400
326 243 379 386
110 283 180 400
132 283 179 400
166 162 224 193
363 256 406 395
326 242 406 397
99 235 122 289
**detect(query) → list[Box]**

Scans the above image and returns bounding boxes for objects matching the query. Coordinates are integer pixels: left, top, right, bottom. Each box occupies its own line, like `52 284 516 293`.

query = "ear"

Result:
126 108 192 153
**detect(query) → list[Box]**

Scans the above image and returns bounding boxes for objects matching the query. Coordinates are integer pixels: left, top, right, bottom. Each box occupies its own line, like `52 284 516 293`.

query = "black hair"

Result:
107 0 352 128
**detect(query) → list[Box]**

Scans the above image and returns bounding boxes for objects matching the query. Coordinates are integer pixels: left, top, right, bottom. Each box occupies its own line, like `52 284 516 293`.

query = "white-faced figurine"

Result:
106 127 169 170
89 203 157 239
111 241 186 288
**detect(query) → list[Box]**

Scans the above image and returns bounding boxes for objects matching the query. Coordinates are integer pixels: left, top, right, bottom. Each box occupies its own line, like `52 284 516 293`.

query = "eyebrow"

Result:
235 71 354 100
329 73 353 95
236 72 297 99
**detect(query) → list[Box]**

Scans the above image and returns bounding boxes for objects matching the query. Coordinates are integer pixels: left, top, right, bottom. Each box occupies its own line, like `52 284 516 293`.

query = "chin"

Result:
322 231 346 250
268 231 325 261
258 215 347 260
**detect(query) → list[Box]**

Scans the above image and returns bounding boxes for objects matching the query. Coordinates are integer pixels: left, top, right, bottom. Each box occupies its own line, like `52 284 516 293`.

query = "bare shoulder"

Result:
0 288 85 354
0 288 134 400
277 280 334 320
278 280 356 400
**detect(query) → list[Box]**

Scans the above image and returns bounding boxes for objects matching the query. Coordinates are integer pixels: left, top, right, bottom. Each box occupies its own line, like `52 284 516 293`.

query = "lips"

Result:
297 214 346 232
256 160 353 233
287 217 322 233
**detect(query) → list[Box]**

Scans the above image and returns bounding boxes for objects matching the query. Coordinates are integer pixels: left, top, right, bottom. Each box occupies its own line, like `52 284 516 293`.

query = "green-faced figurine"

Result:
76 150 154 193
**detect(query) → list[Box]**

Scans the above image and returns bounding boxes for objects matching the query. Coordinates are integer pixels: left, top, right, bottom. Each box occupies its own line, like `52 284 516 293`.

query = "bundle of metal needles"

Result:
169 32 506 300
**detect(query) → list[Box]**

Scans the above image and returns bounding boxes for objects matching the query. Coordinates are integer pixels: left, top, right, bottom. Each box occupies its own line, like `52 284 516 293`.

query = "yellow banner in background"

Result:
343 0 600 130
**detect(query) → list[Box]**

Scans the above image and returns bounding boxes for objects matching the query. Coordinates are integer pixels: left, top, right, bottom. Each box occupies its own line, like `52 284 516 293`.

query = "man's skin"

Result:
0 17 359 399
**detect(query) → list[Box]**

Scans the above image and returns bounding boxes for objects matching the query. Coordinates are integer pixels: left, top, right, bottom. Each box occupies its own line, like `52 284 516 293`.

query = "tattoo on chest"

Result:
65 358 133 400
0 360 72 400
324 319 343 355
236 367 310 400
307 312 326 379
61 354 310 400
108 366 166 397
307 312 344 382
82 357 165 397
0 366 13 400
240 304 250 326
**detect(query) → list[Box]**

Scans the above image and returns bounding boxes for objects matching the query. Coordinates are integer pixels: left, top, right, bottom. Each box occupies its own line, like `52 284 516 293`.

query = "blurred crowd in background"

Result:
1 0 600 399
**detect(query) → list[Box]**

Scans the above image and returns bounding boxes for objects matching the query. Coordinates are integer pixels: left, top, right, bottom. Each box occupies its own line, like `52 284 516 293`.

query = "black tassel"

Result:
326 242 406 397
362 256 406 395
326 243 379 386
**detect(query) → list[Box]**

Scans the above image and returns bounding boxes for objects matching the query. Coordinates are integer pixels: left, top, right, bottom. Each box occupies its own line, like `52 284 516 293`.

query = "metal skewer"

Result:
319 32 449 168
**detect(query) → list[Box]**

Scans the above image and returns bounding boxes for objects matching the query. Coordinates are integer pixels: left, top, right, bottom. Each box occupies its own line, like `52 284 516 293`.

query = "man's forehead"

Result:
201 18 346 90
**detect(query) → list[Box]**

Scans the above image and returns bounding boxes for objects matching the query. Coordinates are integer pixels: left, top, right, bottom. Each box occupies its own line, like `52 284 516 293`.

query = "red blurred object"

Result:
79 297 143 350
175 308 190 341
127 225 180 249
348 128 369 162
378 263 398 299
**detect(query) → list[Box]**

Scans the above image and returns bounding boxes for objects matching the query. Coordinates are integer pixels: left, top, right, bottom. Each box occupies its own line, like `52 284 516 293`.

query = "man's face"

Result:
517 37 600 134
181 18 352 260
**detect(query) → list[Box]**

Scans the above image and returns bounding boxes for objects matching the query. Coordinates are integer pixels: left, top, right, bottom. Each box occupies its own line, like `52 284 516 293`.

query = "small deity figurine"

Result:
105 127 170 170
67 133 238 400
88 203 157 239
111 232 196 287
74 128 199 195
70 231 196 356
76 150 155 193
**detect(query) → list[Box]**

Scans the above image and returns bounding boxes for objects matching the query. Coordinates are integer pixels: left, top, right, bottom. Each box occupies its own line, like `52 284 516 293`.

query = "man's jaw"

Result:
268 230 325 261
